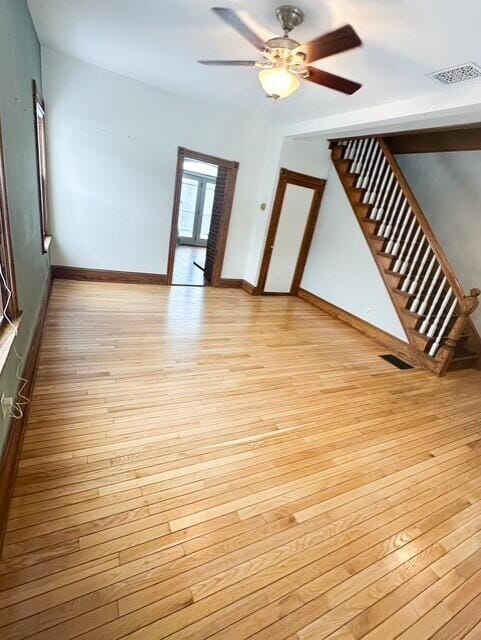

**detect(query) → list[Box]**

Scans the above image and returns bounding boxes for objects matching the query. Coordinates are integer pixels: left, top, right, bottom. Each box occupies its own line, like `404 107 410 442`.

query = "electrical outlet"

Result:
1 393 13 419
366 306 373 318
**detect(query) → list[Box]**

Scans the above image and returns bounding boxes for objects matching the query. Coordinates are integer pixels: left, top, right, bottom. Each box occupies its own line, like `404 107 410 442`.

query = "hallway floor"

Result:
172 245 206 286
1 280 481 639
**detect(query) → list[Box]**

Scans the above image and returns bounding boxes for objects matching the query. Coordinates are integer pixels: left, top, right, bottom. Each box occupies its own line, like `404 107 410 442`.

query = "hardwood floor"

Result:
1 279 481 639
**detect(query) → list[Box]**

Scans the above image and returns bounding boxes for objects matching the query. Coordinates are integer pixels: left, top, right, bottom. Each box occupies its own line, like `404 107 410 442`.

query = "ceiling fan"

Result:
199 5 363 100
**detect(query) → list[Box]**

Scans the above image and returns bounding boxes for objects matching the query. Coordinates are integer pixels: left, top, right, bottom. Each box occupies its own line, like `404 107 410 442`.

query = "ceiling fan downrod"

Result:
275 5 305 36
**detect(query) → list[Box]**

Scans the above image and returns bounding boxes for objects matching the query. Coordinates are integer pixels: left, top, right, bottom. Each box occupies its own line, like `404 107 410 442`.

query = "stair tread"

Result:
402 308 423 320
410 329 430 341
399 305 459 324
384 270 443 288
410 329 459 344
369 235 423 249
393 288 456 304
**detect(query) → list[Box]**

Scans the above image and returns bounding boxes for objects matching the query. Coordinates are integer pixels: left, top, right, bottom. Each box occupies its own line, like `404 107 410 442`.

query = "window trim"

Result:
32 79 50 254
0 121 19 321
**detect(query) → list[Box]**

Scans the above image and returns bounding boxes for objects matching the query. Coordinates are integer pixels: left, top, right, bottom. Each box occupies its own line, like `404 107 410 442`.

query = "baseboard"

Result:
297 288 415 365
0 270 52 553
241 280 256 295
52 265 167 285
217 278 243 288
217 278 256 295
259 291 292 296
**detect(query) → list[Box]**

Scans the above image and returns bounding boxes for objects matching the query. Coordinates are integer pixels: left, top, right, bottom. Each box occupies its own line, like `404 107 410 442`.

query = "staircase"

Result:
331 136 481 375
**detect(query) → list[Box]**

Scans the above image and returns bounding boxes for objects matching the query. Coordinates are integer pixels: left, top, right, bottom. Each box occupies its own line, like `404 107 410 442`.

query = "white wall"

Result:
278 137 332 178
398 151 481 333
42 47 268 277
301 163 408 341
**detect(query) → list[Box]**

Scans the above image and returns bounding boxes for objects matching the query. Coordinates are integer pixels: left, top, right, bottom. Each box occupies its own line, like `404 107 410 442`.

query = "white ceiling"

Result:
27 0 481 124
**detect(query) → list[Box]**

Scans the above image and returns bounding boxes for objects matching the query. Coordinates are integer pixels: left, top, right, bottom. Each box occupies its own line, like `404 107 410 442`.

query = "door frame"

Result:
256 168 326 295
167 147 239 286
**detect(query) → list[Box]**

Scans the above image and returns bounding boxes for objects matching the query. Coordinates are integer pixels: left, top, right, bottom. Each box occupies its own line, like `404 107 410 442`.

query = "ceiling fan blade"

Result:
305 66 362 94
301 25 361 63
212 7 266 51
198 60 256 66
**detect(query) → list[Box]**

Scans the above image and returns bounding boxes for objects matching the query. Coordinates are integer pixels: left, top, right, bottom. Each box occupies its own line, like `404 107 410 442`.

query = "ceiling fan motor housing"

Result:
275 5 305 34
266 36 301 51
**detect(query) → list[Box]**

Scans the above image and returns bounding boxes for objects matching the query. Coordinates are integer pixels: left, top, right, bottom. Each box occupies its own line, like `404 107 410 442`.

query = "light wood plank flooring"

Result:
1 279 481 639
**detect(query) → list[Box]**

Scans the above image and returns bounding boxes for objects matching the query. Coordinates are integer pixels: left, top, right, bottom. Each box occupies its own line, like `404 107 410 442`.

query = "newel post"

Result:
437 288 481 374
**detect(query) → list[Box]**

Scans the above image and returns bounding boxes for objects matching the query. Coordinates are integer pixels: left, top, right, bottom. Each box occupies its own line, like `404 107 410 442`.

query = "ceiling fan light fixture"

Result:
258 66 300 99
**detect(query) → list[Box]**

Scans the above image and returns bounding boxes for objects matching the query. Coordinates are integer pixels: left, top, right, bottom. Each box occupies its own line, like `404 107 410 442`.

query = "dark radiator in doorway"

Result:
204 166 227 283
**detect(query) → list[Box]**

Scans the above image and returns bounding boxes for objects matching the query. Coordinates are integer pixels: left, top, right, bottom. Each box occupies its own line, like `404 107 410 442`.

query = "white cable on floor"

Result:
0 263 29 420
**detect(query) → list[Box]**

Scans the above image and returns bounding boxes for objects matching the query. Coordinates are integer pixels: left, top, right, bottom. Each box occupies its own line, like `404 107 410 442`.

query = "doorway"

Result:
257 168 326 295
175 160 217 285
168 147 239 286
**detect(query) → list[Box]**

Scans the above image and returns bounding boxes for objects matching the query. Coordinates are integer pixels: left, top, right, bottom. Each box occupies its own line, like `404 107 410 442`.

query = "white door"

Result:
264 184 315 293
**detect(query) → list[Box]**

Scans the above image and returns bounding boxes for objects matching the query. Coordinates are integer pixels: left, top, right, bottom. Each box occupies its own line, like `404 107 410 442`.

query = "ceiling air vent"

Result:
428 62 481 86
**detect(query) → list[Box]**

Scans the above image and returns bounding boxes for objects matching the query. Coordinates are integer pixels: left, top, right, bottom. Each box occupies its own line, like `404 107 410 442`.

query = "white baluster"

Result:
348 138 361 168
407 245 433 296
418 265 444 316
356 139 376 187
344 140 354 160
347 138 359 162
373 173 396 221
427 287 453 338
419 272 446 331
363 148 385 201
356 138 371 174
410 252 437 311
352 138 369 174
379 188 404 237
399 229 424 279
429 296 457 357
348 139 359 160
350 139 364 167
369 167 391 217
386 203 411 255
356 138 374 189
392 215 416 262
365 159 388 204
358 141 380 189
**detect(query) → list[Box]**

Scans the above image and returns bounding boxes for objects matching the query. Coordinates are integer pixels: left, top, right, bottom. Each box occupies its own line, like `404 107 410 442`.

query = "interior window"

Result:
32 80 50 253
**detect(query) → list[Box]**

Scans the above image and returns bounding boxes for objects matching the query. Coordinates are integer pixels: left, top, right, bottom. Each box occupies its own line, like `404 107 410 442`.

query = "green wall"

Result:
0 0 50 453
